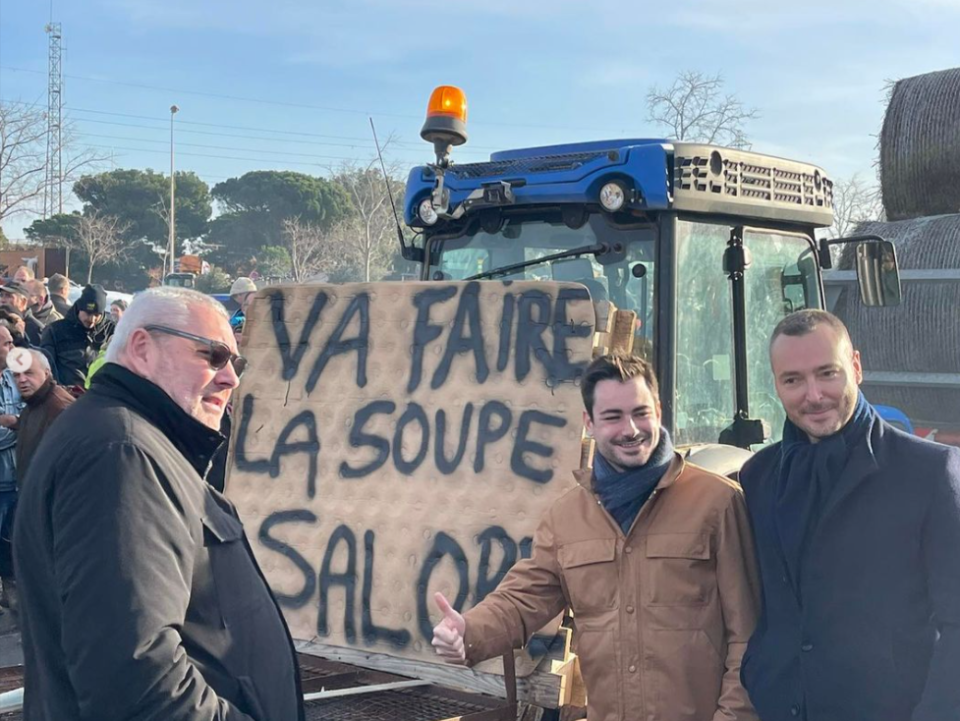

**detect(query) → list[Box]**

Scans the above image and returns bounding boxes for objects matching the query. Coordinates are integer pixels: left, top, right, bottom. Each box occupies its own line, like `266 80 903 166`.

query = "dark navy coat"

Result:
739 420 960 721
14 363 304 721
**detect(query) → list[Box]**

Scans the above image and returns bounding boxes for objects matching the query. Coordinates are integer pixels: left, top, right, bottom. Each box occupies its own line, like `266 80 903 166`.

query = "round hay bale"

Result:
834 216 960 425
880 67 960 221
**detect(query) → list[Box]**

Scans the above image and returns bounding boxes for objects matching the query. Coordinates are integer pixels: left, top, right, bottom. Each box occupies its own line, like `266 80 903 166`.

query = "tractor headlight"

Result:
599 181 627 212
418 198 439 225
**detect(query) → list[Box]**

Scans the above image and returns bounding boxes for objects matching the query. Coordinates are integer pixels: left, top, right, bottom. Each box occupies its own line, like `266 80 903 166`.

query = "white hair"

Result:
105 287 230 363
28 350 51 374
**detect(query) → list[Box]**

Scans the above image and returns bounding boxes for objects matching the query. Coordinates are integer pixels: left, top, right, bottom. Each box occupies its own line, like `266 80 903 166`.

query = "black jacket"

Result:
13 363 304 721
39 306 114 386
739 421 960 721
50 293 71 317
207 405 233 494
24 312 46 347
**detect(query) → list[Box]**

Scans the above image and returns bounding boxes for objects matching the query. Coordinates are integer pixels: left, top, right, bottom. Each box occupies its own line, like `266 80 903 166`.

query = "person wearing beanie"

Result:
228 276 257 317
40 284 114 388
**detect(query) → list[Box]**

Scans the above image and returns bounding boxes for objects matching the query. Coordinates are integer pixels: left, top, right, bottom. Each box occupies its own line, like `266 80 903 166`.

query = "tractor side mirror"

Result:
855 240 901 307
818 234 902 307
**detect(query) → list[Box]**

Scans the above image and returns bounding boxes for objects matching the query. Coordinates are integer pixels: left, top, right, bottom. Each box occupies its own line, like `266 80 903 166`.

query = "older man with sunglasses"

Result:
13 287 304 721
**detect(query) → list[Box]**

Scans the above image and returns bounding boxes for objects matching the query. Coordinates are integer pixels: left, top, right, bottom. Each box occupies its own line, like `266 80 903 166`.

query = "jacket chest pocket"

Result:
558 539 619 615
202 511 269 626
644 533 713 607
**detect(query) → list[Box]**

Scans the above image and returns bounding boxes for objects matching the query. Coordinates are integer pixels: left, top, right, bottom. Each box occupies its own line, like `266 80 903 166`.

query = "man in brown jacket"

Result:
433 353 760 721
10 349 74 485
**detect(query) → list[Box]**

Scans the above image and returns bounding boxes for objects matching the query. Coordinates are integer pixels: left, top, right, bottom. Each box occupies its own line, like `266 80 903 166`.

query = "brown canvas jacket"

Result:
15 379 75 487
463 454 760 721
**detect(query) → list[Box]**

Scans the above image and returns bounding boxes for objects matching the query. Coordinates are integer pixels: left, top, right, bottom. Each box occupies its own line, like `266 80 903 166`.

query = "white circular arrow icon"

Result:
7 347 33 373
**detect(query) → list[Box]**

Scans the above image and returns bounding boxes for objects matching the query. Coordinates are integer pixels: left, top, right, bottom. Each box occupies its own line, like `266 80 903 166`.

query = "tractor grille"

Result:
674 148 833 210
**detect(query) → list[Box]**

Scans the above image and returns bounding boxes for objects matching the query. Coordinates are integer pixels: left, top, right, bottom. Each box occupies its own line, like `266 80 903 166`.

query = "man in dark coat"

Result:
39 284 114 387
46 273 72 317
13 287 303 721
739 309 960 721
23 279 63 340
10 349 74 485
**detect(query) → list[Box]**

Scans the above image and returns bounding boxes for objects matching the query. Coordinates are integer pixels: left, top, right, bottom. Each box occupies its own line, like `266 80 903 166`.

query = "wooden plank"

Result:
579 437 594 470
592 301 616 357
610 310 637 354
295 641 562 710
564 656 587 707
550 657 575 706
550 626 587 711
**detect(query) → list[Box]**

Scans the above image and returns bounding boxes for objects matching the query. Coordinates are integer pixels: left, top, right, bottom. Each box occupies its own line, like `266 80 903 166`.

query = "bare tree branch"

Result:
0 100 108 226
646 71 759 148
829 174 885 239
281 216 357 283
75 211 132 283
329 138 405 282
0 102 48 222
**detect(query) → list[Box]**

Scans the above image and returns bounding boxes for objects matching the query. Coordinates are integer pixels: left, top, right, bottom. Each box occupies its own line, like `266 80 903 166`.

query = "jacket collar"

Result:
89 362 225 478
815 419 882 526
24 378 55 407
573 451 685 492
32 299 56 322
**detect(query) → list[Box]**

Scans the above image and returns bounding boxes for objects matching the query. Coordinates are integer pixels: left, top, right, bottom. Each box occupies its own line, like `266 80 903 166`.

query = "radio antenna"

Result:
369 117 420 262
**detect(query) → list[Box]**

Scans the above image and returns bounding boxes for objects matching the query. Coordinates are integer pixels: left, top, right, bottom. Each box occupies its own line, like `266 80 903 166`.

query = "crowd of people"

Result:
0 275 957 720
0 270 258 616
0 267 113 613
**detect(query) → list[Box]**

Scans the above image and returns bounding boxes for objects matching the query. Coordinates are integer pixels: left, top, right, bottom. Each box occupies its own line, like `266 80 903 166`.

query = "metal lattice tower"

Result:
43 22 63 218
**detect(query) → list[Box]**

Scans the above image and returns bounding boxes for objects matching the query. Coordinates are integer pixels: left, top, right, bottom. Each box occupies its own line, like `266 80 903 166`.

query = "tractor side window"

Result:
674 221 736 446
742 230 821 444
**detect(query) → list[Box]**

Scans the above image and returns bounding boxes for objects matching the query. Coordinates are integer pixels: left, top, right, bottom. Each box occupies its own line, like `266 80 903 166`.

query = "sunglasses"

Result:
144 324 248 378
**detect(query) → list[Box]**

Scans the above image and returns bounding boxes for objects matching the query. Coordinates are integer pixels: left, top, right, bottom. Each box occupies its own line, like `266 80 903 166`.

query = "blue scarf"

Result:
593 429 674 534
776 392 876 592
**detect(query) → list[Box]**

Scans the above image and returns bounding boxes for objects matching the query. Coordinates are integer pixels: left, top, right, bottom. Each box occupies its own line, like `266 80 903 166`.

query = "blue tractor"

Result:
402 86 901 463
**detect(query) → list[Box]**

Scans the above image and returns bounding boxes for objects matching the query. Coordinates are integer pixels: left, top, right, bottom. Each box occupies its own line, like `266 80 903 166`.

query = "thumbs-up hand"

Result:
431 592 467 665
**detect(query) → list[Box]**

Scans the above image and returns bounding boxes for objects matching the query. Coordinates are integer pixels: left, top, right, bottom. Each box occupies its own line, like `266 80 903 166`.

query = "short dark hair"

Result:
770 309 853 353
48 273 68 294
581 353 659 419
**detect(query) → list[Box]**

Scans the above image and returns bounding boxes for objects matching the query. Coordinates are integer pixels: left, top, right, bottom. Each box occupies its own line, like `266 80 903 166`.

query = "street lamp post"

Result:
168 104 179 279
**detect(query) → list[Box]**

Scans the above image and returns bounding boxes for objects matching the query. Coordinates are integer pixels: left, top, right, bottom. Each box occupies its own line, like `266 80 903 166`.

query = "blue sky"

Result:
2 0 958 239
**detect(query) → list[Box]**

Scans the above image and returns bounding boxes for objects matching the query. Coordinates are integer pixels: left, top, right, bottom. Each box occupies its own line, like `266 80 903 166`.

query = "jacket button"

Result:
625 546 633 554
791 705 800 716
801 643 813 652
628 664 637 673
626 605 635 614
